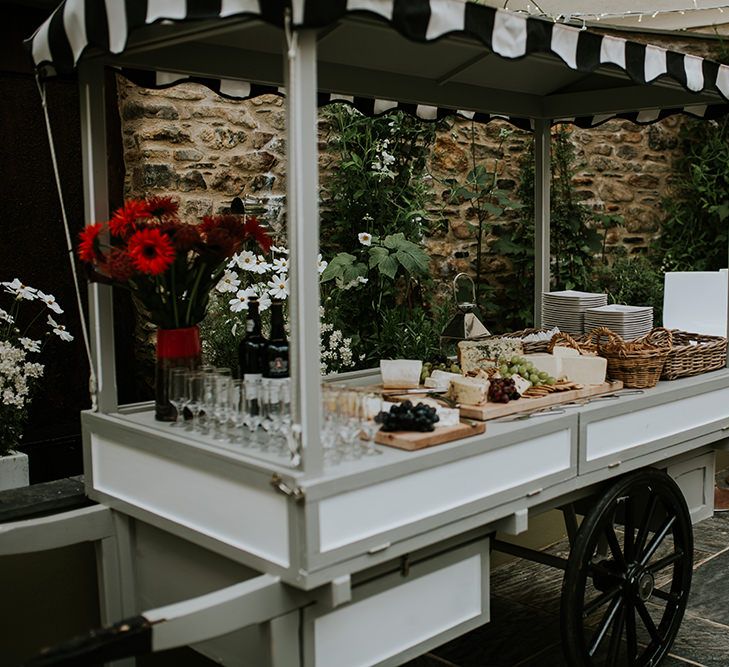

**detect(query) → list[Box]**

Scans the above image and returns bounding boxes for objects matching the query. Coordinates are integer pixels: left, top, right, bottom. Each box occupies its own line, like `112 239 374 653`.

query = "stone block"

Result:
139 125 192 144
121 100 179 120
133 164 177 190
173 149 204 162
231 151 277 173
198 127 248 149
598 180 635 203
628 173 660 189
179 170 207 192
0 451 29 491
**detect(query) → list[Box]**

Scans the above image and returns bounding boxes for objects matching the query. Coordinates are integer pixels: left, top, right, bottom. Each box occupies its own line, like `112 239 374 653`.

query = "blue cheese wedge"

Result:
512 374 532 395
458 338 523 374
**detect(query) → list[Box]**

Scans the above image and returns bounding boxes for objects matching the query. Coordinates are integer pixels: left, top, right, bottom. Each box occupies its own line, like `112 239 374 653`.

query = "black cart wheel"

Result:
561 468 693 667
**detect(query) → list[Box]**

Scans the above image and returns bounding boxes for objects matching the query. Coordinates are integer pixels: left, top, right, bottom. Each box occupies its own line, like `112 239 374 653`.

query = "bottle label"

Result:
268 357 289 377
246 319 255 333
243 373 263 382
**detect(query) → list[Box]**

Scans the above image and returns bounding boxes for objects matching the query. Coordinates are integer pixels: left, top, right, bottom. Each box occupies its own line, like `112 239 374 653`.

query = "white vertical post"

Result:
534 119 551 328
79 62 118 413
286 30 323 476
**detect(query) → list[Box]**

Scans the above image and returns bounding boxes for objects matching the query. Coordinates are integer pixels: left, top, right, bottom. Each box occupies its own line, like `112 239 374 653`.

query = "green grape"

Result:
510 356 521 366
529 373 541 384
508 365 519 376
538 371 549 381
545 377 557 386
499 365 509 376
518 365 528 376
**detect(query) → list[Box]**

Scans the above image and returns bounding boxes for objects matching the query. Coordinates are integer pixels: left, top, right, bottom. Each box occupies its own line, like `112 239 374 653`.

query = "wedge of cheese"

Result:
380 359 422 389
424 370 462 390
449 376 489 405
551 345 580 358
458 338 523 374
524 353 563 379
560 355 607 385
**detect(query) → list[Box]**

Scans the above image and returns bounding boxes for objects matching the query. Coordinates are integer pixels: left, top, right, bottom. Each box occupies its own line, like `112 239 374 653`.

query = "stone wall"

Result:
117 29 721 288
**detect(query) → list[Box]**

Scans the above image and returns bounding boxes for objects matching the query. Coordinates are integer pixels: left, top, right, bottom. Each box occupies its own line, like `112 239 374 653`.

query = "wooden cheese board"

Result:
375 420 486 451
459 380 623 421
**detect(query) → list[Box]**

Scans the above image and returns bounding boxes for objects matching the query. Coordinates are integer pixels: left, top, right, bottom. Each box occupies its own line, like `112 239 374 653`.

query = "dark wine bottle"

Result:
264 299 289 380
238 296 266 381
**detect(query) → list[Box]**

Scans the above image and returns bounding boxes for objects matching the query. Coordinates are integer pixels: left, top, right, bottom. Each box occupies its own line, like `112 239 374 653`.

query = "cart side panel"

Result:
90 433 291 567
317 428 572 554
581 386 729 473
304 538 489 667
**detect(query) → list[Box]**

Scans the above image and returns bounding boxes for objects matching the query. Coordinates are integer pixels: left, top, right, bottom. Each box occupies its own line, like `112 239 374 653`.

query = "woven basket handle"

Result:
636 327 674 349
548 332 583 355
589 326 625 353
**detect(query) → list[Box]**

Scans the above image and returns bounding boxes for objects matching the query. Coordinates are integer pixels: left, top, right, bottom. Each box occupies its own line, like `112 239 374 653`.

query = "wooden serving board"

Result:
375 420 486 451
459 380 623 421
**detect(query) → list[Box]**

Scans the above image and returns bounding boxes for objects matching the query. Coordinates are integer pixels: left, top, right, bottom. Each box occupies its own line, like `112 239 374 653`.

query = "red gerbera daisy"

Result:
77 222 105 263
146 196 179 220
127 228 176 275
109 199 151 237
244 216 273 254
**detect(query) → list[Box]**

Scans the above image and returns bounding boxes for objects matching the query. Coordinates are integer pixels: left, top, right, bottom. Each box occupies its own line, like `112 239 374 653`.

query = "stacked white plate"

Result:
584 304 654 341
542 290 608 336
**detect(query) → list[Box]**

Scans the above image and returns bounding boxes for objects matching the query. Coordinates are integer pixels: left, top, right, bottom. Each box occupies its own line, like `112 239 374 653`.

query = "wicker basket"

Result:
647 330 726 380
590 327 673 389
500 328 559 354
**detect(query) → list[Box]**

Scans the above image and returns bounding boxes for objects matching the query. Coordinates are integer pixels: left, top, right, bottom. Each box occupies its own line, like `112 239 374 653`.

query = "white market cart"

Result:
6 2 729 666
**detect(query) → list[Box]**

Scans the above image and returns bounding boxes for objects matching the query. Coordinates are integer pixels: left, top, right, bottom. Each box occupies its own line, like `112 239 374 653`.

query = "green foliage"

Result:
493 127 621 330
199 292 242 372
376 303 453 362
653 118 729 272
591 252 664 323
442 124 524 307
320 107 443 364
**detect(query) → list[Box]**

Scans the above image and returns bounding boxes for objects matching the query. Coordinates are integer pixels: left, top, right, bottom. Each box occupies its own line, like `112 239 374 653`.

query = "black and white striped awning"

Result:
118 66 729 130
27 0 729 126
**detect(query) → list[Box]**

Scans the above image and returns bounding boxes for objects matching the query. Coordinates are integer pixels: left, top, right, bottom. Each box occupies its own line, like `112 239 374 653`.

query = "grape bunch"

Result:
497 355 556 386
375 401 440 432
488 378 521 404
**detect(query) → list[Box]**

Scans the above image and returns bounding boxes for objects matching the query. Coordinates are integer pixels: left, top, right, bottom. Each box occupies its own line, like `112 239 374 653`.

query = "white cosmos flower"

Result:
3 278 37 300
357 276 368 284
267 276 289 300
252 255 272 275
271 246 289 255
235 250 257 271
0 307 13 324
19 338 41 353
229 287 258 313
216 269 241 293
358 232 372 246
317 254 328 275
258 295 272 311
273 257 289 273
47 314 74 342
36 291 64 314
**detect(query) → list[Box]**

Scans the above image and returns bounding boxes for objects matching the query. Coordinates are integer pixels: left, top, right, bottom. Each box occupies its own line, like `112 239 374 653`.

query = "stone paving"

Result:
405 471 729 667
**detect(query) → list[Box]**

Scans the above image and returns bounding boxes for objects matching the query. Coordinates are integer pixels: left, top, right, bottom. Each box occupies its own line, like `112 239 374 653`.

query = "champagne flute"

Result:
187 372 205 432
168 367 189 426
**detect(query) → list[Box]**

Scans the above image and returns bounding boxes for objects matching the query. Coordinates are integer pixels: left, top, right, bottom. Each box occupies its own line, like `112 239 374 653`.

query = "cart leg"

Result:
562 504 579 547
560 468 693 667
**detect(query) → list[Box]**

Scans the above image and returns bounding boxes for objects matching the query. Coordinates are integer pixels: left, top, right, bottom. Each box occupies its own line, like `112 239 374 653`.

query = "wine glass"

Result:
213 375 231 439
168 368 189 426
228 379 246 444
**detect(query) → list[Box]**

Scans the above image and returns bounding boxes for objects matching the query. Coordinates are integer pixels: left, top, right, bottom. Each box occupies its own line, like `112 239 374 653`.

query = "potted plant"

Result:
77 196 271 420
1 278 74 489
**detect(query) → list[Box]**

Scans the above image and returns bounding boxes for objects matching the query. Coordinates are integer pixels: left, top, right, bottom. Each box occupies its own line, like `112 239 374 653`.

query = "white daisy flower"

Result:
358 232 372 246
357 276 369 284
271 246 289 255
267 276 289 300
273 257 289 273
0 307 13 324
37 290 64 314
229 287 258 313
19 338 41 353
216 269 241 293
3 278 37 300
317 254 328 275
258 295 272 312
235 250 258 271
47 314 74 342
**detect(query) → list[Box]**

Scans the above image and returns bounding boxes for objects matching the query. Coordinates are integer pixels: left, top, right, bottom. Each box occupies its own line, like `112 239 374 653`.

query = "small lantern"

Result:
440 273 490 355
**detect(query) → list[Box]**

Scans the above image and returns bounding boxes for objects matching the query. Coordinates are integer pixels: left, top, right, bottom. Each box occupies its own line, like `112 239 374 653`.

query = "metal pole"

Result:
79 62 118 413
534 119 551 328
286 29 323 475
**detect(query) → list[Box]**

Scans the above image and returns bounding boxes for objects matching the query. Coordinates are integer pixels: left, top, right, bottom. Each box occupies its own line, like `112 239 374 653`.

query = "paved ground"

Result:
404 470 729 667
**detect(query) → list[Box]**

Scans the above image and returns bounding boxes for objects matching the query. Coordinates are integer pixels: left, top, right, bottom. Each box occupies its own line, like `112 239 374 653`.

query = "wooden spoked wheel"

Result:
561 469 693 667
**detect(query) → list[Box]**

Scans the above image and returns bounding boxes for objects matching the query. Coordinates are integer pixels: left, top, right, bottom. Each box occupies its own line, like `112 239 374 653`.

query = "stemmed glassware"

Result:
186 372 205 431
168 368 190 426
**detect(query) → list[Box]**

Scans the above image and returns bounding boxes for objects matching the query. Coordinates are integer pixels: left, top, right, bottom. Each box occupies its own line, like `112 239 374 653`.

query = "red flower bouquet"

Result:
78 197 272 328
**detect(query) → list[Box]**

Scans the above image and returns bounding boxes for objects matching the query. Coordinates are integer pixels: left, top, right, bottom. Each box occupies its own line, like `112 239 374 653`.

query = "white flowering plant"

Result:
201 246 356 376
1 278 74 455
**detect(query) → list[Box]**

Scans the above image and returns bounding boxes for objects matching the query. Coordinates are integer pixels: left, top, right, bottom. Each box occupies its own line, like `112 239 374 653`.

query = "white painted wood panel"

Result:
314 554 483 667
91 435 290 566
585 388 729 462
318 430 572 552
